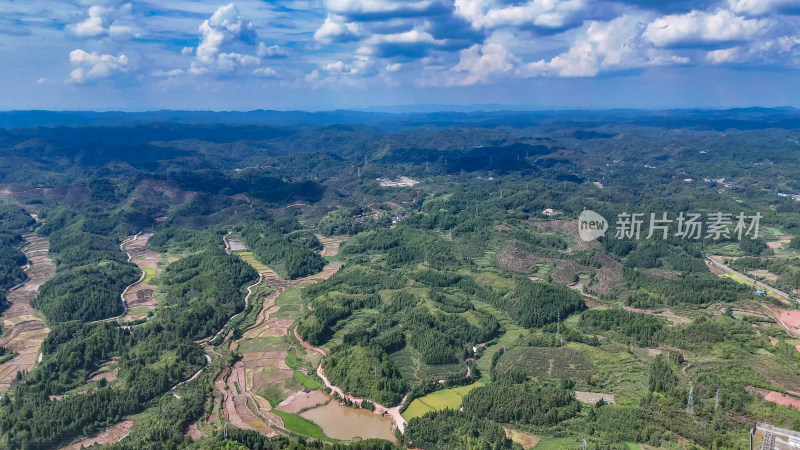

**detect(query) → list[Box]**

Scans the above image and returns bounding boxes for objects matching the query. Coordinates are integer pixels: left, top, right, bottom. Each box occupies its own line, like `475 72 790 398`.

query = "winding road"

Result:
207 274 263 344
90 233 143 324
705 256 797 302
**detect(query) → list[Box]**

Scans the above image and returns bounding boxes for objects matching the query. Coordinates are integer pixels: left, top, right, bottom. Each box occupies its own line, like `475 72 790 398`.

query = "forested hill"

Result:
2 109 800 449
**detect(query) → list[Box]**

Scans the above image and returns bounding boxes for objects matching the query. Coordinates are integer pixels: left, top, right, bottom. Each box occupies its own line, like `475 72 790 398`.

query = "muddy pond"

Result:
278 390 396 442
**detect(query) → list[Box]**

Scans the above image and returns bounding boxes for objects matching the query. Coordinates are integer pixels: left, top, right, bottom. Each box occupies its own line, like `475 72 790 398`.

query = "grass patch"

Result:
285 348 301 369
293 370 321 390
233 381 241 394
532 262 555 279
723 272 755 287
402 382 483 420
257 384 288 407
272 410 333 442
276 287 303 305
273 304 303 319
238 251 269 271
142 268 156 284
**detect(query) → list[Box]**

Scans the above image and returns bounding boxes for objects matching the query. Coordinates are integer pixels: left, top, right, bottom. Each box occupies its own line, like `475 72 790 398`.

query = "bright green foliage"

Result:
241 219 325 279
157 250 258 340
404 409 512 449
322 345 407 406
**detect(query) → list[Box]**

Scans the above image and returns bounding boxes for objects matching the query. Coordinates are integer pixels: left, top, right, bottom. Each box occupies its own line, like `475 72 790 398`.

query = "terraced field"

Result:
0 235 54 393
203 235 365 441
494 346 595 381
120 233 161 322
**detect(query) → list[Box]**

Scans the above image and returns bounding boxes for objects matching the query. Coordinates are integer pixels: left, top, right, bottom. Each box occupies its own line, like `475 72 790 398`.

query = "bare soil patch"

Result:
591 252 624 295
125 284 157 308
574 391 616 405
495 246 592 285
779 310 800 337
767 236 793 250
747 386 800 411
504 428 539 449
276 389 329 414
750 269 779 282
185 423 206 440
623 306 691 326
65 419 135 448
124 233 161 272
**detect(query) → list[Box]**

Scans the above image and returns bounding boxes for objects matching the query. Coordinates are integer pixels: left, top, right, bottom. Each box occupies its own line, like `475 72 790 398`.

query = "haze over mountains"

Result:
3 107 800 130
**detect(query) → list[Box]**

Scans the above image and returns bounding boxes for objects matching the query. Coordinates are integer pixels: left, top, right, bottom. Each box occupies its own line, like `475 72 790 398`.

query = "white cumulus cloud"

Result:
441 42 517 86
70 3 138 39
190 3 260 75
253 67 278 77
706 35 800 64
322 55 378 77
257 43 288 58
68 49 130 83
325 0 439 16
643 9 771 47
454 0 585 30
314 15 363 44
728 0 799 16
522 15 689 77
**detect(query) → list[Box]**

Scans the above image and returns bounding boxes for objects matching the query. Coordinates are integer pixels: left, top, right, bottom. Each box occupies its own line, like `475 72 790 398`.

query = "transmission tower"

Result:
686 385 694 415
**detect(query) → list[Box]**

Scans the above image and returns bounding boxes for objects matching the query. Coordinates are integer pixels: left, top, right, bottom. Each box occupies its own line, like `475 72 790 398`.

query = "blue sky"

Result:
2 0 800 110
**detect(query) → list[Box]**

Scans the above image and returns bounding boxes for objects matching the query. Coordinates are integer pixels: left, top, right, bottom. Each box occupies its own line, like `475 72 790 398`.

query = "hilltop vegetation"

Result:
2 110 800 448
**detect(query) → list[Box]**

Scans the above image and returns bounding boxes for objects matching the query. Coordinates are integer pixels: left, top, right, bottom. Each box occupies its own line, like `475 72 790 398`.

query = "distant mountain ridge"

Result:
1 107 800 130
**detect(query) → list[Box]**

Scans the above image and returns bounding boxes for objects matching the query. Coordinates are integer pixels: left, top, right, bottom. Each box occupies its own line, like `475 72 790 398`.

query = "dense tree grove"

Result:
489 277 586 328
624 268 747 305
579 308 665 346
0 319 207 448
322 345 407 405
648 354 678 395
301 265 500 406
33 261 138 322
241 219 325 279
404 409 512 449
0 234 26 309
147 227 225 253
461 377 581 425
157 250 258 340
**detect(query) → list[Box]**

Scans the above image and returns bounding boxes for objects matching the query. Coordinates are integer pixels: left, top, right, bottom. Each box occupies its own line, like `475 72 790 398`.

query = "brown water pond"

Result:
299 397 396 442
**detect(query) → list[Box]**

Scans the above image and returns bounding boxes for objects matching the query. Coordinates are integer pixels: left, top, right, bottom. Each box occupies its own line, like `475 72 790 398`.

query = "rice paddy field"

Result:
237 251 269 271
